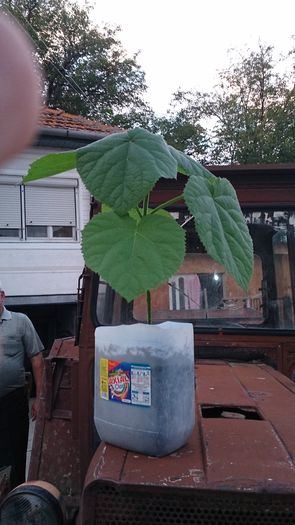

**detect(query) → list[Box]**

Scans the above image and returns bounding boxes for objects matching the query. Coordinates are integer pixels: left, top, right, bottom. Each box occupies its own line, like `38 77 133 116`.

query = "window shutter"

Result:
0 184 21 228
25 186 76 226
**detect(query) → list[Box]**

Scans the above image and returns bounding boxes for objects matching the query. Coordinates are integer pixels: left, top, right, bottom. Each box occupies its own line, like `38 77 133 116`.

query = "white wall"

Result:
0 146 91 298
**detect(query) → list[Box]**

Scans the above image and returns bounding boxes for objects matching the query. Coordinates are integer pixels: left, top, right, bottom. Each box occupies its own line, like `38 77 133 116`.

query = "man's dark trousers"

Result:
0 387 29 488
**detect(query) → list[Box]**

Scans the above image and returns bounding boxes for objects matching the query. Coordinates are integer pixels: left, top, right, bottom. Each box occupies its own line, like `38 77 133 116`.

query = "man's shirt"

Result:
0 307 44 398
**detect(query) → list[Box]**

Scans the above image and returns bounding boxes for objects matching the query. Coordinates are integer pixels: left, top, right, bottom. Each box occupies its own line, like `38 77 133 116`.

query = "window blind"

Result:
0 184 21 228
25 186 76 226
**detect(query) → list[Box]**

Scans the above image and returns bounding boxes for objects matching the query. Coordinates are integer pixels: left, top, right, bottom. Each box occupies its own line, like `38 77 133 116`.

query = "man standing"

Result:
0 282 44 488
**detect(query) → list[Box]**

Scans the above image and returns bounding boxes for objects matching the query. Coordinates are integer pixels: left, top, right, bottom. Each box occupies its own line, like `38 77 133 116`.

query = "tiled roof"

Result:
39 107 122 134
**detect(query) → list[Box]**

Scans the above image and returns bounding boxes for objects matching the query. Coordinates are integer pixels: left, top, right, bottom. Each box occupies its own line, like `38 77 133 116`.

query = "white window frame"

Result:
26 224 77 241
0 176 80 242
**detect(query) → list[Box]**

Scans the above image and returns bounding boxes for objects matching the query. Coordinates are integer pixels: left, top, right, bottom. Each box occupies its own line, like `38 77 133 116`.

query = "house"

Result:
0 107 121 350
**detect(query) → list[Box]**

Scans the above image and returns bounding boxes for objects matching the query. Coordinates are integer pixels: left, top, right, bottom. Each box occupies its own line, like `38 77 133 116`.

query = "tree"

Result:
109 104 157 131
4 0 155 126
207 44 295 164
160 45 295 164
153 90 210 160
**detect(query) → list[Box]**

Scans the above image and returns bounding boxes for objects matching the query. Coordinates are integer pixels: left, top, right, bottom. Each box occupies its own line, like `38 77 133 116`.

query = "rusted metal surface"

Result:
76 268 97 486
77 361 295 524
27 271 97 521
28 337 80 521
195 332 295 380
150 164 295 209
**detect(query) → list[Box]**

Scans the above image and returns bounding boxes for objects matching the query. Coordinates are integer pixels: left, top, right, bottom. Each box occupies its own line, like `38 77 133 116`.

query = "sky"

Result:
87 0 295 115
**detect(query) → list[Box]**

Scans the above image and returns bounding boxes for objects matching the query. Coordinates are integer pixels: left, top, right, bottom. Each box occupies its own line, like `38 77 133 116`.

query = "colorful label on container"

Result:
100 359 151 407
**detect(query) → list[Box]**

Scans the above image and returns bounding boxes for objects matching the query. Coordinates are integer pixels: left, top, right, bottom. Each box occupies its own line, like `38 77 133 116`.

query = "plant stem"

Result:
146 290 152 324
143 195 152 323
150 193 184 214
143 194 150 216
136 207 143 218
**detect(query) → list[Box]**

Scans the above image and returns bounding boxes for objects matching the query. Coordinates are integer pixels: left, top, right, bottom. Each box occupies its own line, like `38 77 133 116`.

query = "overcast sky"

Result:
88 0 294 114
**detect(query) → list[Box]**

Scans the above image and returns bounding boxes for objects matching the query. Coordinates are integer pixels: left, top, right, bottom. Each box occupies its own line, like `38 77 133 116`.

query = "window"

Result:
0 183 22 238
0 179 78 241
198 273 224 309
26 226 48 238
24 185 77 240
133 208 295 331
169 274 201 310
169 272 224 312
52 226 73 238
0 228 20 238
26 226 76 239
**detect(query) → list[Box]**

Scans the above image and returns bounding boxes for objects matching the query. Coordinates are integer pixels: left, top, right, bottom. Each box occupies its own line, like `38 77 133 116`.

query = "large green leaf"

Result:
184 174 253 290
168 145 211 178
23 151 76 183
77 128 177 215
82 212 185 302
102 204 172 222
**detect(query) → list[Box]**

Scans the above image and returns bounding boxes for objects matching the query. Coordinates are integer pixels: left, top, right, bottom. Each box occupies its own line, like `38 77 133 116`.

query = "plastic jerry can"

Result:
94 321 195 457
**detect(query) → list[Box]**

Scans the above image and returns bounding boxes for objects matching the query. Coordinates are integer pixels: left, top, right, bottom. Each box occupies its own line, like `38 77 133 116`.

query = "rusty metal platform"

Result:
77 361 295 524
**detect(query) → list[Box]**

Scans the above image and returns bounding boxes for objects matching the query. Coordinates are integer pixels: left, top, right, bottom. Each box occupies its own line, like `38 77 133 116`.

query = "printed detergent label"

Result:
100 358 109 400
100 359 151 407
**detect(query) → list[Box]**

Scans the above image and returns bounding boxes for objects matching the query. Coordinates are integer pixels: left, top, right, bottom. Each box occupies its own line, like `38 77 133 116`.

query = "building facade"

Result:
0 108 120 350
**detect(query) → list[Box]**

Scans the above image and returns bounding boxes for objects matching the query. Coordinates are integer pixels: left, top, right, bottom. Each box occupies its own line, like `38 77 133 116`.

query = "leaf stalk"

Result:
146 290 152 324
150 193 184 214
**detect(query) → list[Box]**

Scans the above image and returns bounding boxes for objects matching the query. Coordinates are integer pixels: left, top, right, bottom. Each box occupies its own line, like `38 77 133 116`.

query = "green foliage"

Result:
76 129 177 215
155 116 208 159
6 2 293 160
25 151 76 181
157 44 295 164
153 91 209 159
82 212 185 302
206 44 295 164
168 146 211 178
184 175 253 291
24 128 253 313
5 0 154 127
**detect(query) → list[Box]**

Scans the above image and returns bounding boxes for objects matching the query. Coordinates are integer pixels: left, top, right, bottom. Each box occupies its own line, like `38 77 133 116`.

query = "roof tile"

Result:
39 107 122 134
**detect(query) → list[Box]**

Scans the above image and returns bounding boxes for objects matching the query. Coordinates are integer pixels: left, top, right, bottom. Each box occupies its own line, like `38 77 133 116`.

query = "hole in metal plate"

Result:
201 405 263 420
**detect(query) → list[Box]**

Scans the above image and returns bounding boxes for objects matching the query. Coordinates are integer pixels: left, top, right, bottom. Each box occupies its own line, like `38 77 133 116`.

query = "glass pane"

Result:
133 209 295 331
0 228 20 238
273 230 294 328
95 280 120 325
26 226 48 238
133 252 263 326
52 226 74 238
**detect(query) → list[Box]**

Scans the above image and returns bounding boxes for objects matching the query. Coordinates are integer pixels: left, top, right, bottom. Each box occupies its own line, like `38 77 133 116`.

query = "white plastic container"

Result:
94 321 195 457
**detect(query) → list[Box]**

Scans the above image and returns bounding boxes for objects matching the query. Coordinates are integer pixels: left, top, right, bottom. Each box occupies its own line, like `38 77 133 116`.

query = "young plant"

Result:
24 128 253 323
